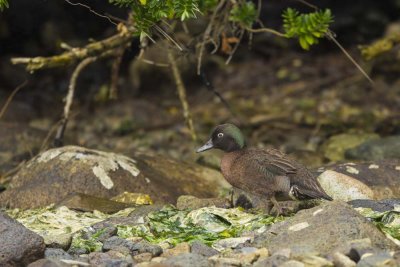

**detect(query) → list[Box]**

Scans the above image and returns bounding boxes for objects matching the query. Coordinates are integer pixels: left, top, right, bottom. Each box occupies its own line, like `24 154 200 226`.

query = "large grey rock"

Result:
316 160 400 199
252 201 397 257
0 146 228 208
0 212 45 266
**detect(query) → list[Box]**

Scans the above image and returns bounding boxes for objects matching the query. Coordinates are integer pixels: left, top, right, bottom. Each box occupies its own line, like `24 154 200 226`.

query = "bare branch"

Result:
197 0 226 75
168 49 197 141
0 80 28 121
54 56 98 146
11 25 135 72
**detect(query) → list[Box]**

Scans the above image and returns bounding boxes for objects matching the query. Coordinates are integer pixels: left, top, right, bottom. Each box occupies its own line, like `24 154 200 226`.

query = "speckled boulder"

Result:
252 201 397 256
316 159 400 199
0 146 229 209
0 212 45 266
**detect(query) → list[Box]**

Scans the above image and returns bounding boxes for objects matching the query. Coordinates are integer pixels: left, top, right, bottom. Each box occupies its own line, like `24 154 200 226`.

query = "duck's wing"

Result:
248 148 332 201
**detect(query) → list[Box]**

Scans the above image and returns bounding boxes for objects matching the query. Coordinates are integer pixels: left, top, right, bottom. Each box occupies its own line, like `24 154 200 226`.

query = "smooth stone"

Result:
190 241 218 257
162 242 191 257
176 195 231 210
317 170 374 201
27 259 70 267
253 254 289 267
102 237 162 257
316 160 400 199
252 202 397 257
0 212 45 266
280 260 305 267
43 233 73 250
208 255 241 267
88 251 134 266
0 146 228 208
44 248 73 261
332 252 356 267
212 237 252 251
356 252 397 267
163 253 209 267
296 255 333 266
133 252 153 263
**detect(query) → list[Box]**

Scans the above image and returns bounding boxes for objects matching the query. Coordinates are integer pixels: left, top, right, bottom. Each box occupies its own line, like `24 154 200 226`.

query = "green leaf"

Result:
0 0 9 11
229 1 257 27
282 8 334 50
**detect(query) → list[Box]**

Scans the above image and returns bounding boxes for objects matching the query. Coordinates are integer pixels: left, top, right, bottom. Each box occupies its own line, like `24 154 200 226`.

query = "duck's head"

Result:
196 123 246 153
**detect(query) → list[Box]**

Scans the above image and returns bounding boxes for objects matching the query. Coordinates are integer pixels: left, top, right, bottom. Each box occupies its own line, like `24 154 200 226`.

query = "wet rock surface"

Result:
0 146 228 209
0 212 46 266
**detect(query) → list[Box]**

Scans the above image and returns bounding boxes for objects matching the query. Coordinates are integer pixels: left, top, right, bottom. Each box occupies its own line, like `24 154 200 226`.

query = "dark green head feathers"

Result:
197 123 246 153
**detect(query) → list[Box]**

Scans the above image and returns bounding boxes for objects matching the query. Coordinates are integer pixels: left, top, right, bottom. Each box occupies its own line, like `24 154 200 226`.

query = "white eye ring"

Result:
217 133 224 138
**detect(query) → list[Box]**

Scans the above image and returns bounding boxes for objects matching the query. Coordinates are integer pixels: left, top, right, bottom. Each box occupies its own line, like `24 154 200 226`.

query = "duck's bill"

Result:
196 139 214 153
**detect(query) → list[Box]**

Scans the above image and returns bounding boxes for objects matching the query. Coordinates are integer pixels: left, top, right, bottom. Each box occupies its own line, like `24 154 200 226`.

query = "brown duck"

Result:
197 123 332 213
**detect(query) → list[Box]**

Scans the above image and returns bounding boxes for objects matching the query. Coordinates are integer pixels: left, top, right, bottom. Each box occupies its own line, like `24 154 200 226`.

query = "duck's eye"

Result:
217 133 224 138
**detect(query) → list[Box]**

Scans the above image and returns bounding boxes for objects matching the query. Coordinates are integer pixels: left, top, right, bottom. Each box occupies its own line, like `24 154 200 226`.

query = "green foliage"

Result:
0 0 9 11
109 0 202 33
229 1 257 27
283 8 333 50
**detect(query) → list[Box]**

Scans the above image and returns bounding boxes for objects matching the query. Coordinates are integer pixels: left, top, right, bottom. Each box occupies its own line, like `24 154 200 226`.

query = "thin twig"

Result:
64 0 118 26
197 0 226 75
245 27 286 37
109 48 125 99
295 0 374 85
0 80 28 121
326 31 374 85
225 29 245 65
167 49 197 141
54 57 98 146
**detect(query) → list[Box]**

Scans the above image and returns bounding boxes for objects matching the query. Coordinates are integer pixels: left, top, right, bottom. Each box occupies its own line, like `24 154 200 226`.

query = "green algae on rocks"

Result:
117 205 284 249
356 207 400 246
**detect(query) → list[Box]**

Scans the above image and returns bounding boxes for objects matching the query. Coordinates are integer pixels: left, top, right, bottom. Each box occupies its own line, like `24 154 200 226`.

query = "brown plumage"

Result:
197 123 332 214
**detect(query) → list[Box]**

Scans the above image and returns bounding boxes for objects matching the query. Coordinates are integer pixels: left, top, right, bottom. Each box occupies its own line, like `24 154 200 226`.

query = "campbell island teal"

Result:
197 123 332 214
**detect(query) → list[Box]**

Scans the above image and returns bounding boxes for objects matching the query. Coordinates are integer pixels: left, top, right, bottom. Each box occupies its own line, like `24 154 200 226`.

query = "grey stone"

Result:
252 201 397 257
89 252 133 267
348 199 400 212
44 248 73 261
356 252 397 267
163 253 209 267
0 212 45 266
43 233 73 250
176 195 231 210
93 204 165 229
253 254 289 267
102 237 162 257
27 259 69 267
332 252 356 267
190 241 218 257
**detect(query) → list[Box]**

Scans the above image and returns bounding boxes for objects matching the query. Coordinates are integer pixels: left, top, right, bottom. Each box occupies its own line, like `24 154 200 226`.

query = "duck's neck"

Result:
221 149 245 179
